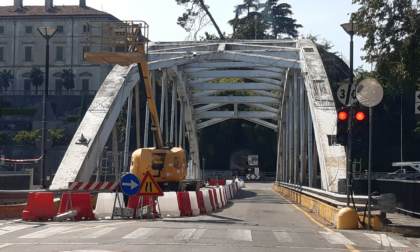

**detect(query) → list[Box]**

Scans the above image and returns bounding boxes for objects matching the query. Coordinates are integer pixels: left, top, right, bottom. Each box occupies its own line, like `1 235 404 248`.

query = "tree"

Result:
176 0 225 40
351 0 420 91
262 1 302 38
61 68 75 91
229 0 262 38
0 69 13 91
29 67 44 94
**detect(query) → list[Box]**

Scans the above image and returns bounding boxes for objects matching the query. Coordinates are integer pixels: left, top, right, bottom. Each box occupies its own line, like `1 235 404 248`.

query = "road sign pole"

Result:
368 107 372 230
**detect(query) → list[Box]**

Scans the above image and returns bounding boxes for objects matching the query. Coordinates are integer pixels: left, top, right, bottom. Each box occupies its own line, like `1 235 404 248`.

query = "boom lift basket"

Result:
84 20 149 66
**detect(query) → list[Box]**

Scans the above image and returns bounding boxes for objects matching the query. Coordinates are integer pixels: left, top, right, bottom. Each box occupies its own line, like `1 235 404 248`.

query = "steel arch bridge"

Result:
51 39 346 192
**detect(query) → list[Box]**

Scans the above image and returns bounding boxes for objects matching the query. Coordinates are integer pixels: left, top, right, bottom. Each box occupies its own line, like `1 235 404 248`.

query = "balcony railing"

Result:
0 90 97 96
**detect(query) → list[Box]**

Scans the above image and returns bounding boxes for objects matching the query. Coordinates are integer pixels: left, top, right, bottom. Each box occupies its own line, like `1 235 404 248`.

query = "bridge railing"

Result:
0 90 97 96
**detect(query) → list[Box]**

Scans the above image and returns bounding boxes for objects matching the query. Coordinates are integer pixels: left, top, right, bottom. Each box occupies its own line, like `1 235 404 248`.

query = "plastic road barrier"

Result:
226 180 233 185
94 192 124 219
223 186 228 203
199 190 212 213
188 192 200 216
212 189 222 209
58 193 95 220
209 180 216 186
177 192 193 216
157 192 180 217
219 180 226 186
195 191 207 214
208 189 216 211
218 188 226 207
22 192 56 221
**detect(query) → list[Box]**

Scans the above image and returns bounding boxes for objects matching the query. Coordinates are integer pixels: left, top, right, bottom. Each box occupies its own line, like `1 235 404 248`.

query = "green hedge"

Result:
67 115 80 122
1 108 37 116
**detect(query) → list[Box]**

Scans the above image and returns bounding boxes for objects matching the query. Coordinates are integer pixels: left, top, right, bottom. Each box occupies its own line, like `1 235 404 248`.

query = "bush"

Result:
48 129 68 145
13 130 39 146
1 108 37 116
12 129 68 146
67 115 80 122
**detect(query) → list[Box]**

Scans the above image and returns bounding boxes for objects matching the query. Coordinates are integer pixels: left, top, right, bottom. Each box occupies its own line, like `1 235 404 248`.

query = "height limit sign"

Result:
416 91 420 115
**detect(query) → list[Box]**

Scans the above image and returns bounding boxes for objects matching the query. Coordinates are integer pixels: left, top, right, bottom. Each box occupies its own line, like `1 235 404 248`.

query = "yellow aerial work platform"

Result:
83 21 149 66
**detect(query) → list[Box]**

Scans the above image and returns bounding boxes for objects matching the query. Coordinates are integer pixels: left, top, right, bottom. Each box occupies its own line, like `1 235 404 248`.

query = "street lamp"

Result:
37 27 56 188
340 22 357 207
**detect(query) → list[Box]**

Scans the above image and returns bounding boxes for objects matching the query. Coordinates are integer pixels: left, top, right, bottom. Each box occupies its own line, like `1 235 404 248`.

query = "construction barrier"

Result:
127 196 158 218
200 190 212 213
230 184 235 198
217 187 227 206
58 193 95 220
212 189 222 209
223 187 228 203
209 180 216 186
208 189 217 211
94 192 124 219
226 180 233 185
219 180 226 186
177 192 193 216
226 185 232 200
158 192 180 217
22 192 56 221
195 191 207 214
188 192 200 216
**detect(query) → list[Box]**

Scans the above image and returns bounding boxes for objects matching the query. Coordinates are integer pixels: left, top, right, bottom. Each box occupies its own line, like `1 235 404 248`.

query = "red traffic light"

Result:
338 111 348 120
355 111 365 121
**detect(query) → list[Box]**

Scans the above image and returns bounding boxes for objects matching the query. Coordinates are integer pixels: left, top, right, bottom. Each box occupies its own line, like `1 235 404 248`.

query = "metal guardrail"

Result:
275 182 372 209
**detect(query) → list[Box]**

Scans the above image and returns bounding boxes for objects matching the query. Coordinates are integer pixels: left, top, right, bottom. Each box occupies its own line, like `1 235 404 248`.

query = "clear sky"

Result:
2 0 372 70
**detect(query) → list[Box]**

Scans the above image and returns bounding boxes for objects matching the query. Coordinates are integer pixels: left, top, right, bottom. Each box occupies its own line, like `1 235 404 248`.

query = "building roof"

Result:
0 5 115 17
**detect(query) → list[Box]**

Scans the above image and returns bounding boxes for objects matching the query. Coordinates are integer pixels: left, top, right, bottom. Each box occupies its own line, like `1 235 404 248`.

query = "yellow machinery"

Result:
84 21 188 189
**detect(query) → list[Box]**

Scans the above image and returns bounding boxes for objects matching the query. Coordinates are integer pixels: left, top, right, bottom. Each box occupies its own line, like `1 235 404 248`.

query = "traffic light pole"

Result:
346 34 354 207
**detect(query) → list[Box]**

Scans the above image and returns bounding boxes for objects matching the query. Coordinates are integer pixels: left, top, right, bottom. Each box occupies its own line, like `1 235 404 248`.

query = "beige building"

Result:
0 0 118 95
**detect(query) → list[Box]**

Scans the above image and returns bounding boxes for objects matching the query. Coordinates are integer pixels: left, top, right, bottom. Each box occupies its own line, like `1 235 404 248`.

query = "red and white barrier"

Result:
68 182 119 191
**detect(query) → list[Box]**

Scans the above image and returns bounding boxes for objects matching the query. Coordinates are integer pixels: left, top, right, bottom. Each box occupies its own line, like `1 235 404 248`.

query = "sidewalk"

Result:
383 212 420 236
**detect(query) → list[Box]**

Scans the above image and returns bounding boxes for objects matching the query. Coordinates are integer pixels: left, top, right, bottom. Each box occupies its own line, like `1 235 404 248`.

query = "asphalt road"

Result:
0 182 419 252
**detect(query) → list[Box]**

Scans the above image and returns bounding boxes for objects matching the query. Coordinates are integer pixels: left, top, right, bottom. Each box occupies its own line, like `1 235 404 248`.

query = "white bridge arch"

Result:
51 39 346 192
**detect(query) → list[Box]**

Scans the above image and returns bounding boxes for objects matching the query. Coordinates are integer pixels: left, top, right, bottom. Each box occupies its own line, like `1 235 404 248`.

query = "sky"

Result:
2 0 372 70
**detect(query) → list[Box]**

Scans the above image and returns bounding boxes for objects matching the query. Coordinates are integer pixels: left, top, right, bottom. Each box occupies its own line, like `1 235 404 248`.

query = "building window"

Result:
0 47 4 61
82 46 90 60
24 79 31 94
25 26 32 34
82 79 89 93
83 25 90 33
24 46 32 61
56 25 64 33
55 79 63 94
56 46 63 61
0 26 4 34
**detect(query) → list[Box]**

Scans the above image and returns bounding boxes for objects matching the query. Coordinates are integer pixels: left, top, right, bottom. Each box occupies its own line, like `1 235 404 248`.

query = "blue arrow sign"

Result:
120 173 140 196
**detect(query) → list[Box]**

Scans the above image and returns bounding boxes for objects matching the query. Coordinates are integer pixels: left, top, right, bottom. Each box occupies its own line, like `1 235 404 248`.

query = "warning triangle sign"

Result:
137 171 164 196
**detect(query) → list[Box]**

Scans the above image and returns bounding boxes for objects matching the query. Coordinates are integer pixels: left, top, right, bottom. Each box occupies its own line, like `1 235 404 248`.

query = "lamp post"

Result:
37 27 56 188
340 22 357 207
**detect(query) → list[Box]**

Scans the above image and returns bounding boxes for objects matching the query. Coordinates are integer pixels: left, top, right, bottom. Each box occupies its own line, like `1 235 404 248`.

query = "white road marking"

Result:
19 227 72 238
0 225 36 236
364 233 408 247
228 229 252 241
273 230 293 242
122 228 159 239
174 229 206 240
319 231 355 245
81 227 117 238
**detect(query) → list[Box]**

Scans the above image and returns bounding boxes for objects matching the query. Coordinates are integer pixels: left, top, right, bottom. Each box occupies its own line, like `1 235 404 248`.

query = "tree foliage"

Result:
61 69 75 91
0 69 13 91
29 67 44 94
229 0 302 39
176 0 225 40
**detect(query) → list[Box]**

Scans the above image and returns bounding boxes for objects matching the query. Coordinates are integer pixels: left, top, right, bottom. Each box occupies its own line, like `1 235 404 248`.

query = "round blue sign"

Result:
120 173 141 196
238 176 243 182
